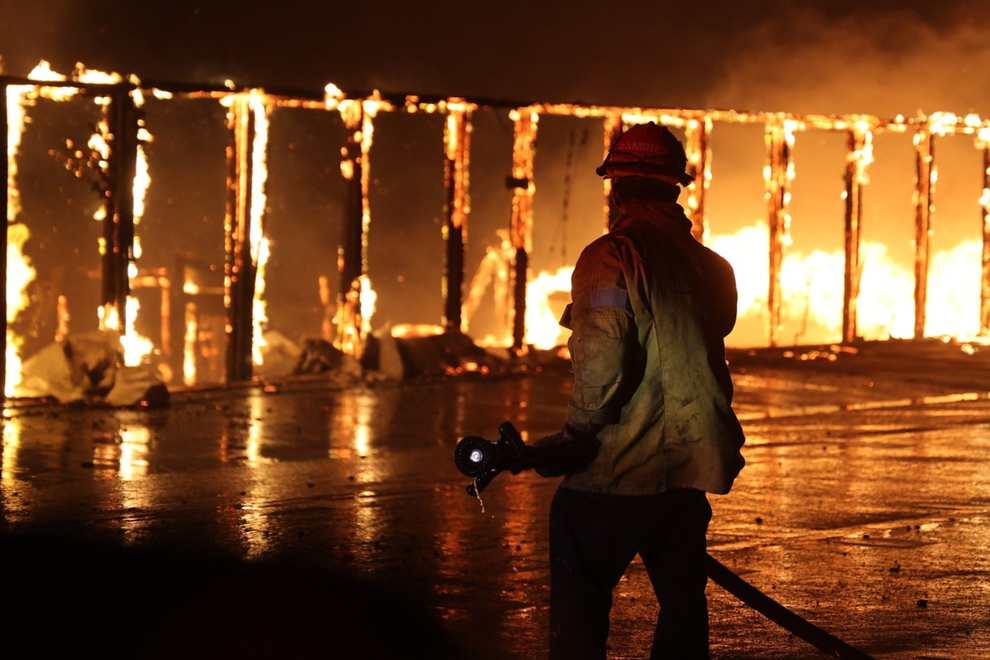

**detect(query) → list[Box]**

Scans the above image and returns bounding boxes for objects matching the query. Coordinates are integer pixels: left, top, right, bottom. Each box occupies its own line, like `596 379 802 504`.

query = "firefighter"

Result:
534 122 746 660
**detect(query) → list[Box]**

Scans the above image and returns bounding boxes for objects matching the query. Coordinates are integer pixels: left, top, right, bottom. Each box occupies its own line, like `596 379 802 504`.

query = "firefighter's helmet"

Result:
596 122 694 185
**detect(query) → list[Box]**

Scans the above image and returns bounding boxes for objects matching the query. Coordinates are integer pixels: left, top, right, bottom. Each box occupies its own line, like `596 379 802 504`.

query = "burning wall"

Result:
5 61 990 398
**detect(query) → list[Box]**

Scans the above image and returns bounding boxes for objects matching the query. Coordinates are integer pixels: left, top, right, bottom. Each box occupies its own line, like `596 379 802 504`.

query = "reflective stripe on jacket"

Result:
560 201 745 495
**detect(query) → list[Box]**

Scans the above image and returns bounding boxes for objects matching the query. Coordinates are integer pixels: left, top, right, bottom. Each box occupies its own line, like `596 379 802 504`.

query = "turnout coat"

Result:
560 201 745 496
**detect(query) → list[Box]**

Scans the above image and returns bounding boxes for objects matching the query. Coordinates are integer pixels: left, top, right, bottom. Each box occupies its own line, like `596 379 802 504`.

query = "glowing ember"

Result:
74 63 123 85
25 60 77 102
390 324 444 339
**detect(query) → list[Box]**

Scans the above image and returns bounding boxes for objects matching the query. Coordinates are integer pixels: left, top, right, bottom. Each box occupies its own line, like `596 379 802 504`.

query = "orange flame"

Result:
183 302 198 386
524 267 573 350
519 222 982 350
4 225 35 396
248 92 271 367
4 67 52 396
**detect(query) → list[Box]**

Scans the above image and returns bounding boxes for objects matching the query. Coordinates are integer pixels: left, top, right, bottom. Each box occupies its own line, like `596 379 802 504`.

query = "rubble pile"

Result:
16 330 168 407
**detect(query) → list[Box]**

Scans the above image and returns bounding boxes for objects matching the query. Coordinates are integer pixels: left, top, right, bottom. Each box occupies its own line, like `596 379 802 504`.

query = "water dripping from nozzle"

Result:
471 479 486 514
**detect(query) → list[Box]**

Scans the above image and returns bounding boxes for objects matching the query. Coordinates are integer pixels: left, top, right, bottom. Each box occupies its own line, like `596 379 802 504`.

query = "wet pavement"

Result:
1 342 989 659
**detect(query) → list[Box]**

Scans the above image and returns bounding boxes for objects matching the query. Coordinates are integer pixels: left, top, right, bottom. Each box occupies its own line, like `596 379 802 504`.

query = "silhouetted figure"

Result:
533 123 746 660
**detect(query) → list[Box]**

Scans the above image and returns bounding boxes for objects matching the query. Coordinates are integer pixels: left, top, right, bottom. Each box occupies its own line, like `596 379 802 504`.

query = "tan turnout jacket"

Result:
560 201 745 495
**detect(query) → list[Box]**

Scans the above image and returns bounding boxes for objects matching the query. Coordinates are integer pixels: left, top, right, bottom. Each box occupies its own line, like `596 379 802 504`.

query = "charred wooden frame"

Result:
442 101 473 332
982 143 990 333
224 94 263 383
5 72 990 398
913 126 936 341
684 116 713 243
764 118 794 348
2 83 7 394
602 113 623 231
103 89 138 323
842 123 871 344
508 109 537 353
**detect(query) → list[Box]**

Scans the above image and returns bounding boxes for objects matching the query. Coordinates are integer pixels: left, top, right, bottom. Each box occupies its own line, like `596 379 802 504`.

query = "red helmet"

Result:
596 122 694 186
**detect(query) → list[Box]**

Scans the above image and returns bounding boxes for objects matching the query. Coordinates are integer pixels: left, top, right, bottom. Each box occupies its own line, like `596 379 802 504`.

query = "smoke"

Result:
703 2 990 116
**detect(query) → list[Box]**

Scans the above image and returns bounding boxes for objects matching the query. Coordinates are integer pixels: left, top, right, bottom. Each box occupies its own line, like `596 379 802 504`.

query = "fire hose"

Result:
453 422 877 660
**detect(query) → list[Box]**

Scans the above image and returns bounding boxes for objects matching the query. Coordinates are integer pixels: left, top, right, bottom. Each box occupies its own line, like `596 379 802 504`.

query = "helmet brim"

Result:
596 162 695 186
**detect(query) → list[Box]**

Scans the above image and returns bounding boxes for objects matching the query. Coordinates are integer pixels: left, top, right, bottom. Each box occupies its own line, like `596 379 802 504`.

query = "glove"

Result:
530 424 601 478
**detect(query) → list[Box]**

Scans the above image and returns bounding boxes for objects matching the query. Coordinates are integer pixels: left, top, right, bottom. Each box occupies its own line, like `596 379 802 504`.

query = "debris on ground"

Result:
16 330 168 407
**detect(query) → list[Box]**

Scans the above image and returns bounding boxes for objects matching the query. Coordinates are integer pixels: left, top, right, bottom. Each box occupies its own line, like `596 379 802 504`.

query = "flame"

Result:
97 290 156 368
334 275 378 356
74 63 123 85
99 302 120 332
6 62 129 394
88 75 155 367
331 85 392 355
706 223 981 343
6 74 990 385
925 239 982 337
124 89 155 365
28 60 68 82
132 141 149 264
120 296 154 367
221 90 272 367
5 225 35 396
359 275 377 336
463 229 513 336
517 221 982 349
928 111 959 137
524 266 573 350
248 92 271 366
5 75 41 396
132 126 152 233
6 225 36 323
183 302 198 386
390 324 445 339
709 223 914 342
252 236 270 366
324 83 345 108
25 60 77 102
7 84 29 222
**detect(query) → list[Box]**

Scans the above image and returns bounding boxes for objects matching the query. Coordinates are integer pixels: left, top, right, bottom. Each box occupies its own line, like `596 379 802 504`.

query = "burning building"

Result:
4 61 990 399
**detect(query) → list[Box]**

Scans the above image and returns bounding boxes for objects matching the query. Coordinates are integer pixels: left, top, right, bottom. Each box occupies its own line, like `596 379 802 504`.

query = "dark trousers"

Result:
549 486 712 660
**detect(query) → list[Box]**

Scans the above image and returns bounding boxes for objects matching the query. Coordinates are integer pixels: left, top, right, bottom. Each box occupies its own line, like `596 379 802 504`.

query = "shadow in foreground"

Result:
0 530 466 660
